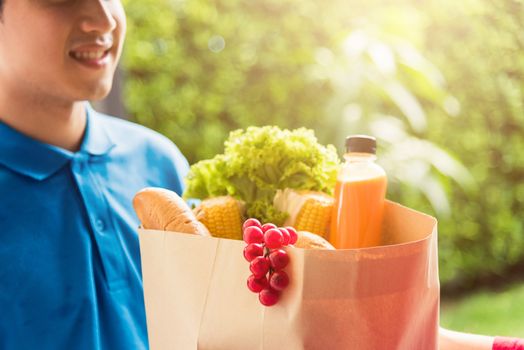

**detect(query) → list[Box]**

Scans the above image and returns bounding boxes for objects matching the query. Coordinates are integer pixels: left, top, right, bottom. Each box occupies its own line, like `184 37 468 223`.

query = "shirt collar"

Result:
0 103 115 181
81 103 116 156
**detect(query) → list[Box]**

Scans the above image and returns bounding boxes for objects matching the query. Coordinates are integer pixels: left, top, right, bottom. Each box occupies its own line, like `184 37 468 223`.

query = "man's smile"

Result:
69 40 113 68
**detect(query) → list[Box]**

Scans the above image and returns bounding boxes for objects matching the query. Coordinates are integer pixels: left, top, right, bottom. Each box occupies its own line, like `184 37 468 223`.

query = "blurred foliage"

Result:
122 0 336 162
417 0 524 291
121 0 524 291
309 30 474 216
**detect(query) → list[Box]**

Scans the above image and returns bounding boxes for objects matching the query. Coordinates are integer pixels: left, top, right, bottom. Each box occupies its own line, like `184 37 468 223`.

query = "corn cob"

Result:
273 189 333 239
193 196 245 240
294 195 333 237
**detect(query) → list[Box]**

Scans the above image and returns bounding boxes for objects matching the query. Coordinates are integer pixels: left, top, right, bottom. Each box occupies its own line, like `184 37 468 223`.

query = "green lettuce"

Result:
183 126 341 225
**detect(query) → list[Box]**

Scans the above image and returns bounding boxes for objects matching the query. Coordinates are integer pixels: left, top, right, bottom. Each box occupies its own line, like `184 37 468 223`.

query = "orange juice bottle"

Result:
330 135 387 249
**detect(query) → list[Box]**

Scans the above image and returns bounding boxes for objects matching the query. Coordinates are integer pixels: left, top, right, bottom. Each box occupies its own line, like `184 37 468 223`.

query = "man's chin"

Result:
80 82 114 102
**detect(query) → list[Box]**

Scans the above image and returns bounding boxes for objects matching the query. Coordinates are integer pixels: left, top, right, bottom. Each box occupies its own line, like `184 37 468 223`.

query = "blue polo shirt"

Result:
0 105 189 349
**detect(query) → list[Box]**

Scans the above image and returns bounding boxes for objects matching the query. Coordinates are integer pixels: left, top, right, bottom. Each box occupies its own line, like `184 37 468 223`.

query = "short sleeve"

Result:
165 141 190 195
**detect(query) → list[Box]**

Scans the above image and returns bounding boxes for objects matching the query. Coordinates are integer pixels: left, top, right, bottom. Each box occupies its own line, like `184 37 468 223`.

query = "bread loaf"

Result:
294 231 335 250
133 187 210 236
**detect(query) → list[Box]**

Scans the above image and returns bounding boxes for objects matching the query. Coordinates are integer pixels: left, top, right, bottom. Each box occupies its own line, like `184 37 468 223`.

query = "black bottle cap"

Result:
345 135 376 154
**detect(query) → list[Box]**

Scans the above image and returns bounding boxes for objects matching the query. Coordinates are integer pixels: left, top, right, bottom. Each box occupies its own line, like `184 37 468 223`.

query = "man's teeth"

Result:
72 50 106 60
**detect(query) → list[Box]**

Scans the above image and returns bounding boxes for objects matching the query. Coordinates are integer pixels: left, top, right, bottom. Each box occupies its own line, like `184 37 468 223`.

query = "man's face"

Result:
0 0 126 103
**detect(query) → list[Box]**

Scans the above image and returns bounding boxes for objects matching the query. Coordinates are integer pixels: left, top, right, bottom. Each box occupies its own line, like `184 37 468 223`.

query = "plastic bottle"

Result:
330 135 387 249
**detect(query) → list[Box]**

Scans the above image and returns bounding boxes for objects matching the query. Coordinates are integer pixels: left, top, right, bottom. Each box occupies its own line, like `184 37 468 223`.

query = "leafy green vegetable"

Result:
184 126 341 225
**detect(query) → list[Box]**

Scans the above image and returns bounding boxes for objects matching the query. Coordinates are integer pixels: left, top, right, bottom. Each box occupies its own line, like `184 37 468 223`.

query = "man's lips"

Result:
69 45 112 68
70 49 109 60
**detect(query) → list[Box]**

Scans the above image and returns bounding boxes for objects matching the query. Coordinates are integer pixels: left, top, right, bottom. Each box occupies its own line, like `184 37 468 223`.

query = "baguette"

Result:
133 187 210 236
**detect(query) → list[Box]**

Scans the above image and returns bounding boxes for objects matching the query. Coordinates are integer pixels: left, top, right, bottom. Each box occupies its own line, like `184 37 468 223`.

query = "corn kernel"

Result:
194 196 244 240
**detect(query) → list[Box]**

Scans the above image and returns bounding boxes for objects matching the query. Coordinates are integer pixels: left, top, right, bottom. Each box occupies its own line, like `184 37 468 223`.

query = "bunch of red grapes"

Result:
242 218 298 307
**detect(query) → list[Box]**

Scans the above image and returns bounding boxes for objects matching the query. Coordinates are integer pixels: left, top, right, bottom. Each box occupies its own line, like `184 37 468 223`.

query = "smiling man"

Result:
0 1 188 349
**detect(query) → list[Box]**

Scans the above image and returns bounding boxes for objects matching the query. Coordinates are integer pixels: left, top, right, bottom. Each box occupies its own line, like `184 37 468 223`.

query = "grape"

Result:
243 226 264 244
247 274 268 293
269 271 289 291
249 256 270 277
259 288 280 306
243 243 264 262
243 222 292 307
261 223 277 233
268 249 289 270
278 227 290 246
285 226 298 245
243 218 262 231
264 228 284 249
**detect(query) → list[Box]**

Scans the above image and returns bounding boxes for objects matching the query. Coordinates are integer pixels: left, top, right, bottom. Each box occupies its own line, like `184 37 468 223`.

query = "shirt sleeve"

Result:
493 337 524 350
166 142 190 195
146 133 190 196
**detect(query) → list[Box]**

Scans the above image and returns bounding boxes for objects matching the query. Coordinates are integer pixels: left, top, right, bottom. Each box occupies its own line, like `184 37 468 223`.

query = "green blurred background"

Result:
116 0 524 335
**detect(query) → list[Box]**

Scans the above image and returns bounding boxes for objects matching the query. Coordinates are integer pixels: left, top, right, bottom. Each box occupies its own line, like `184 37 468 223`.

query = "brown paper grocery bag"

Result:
139 201 439 350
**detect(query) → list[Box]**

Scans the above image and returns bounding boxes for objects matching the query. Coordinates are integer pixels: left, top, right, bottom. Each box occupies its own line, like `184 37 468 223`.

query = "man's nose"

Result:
79 0 117 34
